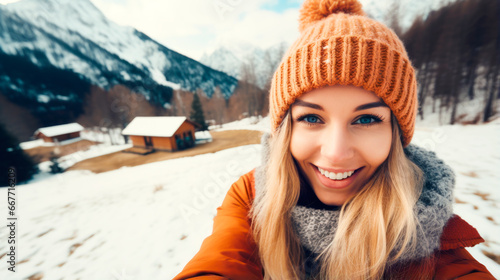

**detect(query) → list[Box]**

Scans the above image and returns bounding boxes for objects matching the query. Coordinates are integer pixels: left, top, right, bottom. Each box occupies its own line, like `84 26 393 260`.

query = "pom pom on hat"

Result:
299 0 365 32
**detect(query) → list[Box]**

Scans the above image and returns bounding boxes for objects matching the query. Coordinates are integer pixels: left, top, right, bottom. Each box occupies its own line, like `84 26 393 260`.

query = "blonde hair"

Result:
250 111 424 279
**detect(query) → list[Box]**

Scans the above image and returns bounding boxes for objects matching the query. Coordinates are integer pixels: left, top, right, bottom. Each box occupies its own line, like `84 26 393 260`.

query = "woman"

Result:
174 0 494 279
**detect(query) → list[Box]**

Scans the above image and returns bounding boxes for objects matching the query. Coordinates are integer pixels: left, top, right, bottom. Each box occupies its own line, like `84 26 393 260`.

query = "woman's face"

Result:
290 85 392 206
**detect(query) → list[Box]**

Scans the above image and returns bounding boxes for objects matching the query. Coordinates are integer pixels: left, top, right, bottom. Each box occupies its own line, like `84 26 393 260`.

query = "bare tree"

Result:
240 56 259 117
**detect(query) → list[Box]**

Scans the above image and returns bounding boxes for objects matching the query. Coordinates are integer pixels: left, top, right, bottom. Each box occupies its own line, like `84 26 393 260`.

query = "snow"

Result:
34 123 84 137
0 143 261 280
61 143 131 170
36 94 50 103
209 115 271 132
81 127 127 146
19 139 44 150
0 119 499 279
413 122 500 277
120 71 130 81
121 116 188 138
56 95 70 101
150 68 181 90
416 96 500 127
19 137 90 150
194 131 213 144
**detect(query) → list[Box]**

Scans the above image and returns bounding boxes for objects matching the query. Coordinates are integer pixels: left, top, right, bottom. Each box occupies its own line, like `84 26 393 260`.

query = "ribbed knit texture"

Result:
270 0 417 146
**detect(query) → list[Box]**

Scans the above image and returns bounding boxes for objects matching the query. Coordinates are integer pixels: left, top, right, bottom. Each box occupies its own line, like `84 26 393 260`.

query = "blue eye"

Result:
295 114 322 126
354 115 381 125
303 115 320 123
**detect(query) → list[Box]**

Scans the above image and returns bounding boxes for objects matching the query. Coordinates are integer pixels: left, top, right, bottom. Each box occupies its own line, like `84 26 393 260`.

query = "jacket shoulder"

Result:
240 168 257 198
228 169 257 207
440 214 485 250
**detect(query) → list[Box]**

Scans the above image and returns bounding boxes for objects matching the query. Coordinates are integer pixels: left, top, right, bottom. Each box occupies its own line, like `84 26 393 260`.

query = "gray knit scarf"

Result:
254 133 455 263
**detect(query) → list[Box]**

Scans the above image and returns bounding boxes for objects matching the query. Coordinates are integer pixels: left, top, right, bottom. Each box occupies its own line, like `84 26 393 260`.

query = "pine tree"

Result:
190 92 208 130
49 154 64 174
0 123 38 184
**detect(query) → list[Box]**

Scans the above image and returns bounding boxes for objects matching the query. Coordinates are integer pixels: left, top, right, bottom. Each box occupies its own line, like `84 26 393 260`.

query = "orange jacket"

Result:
173 170 494 280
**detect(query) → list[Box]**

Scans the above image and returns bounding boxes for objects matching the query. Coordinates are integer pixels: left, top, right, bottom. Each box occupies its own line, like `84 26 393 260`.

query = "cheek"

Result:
290 128 314 162
359 126 392 167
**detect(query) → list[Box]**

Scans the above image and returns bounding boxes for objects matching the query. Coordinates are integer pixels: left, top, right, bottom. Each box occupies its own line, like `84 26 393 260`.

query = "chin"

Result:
316 192 351 206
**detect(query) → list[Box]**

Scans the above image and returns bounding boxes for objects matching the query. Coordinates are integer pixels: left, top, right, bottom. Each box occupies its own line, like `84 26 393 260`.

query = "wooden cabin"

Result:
34 123 84 143
122 117 199 152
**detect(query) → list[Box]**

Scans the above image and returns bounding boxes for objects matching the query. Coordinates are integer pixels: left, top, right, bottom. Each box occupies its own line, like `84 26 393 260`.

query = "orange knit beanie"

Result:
269 0 417 146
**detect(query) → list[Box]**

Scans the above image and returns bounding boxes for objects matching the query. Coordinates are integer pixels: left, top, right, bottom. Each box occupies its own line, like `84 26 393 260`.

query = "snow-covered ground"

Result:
35 143 132 175
80 127 128 146
194 130 213 144
209 115 271 133
19 128 132 184
416 95 500 127
19 137 94 150
412 120 500 277
0 118 499 279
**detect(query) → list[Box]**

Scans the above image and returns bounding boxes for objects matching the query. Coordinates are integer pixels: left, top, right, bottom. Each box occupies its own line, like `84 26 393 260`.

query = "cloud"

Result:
210 8 299 52
0 0 21 4
89 0 299 60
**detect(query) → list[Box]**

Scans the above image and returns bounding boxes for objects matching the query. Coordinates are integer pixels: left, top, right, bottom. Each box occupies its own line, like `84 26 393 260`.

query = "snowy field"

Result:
0 118 499 279
209 115 271 133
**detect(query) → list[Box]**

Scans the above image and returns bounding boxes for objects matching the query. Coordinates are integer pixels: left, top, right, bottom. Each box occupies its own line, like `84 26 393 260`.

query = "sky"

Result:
86 0 303 60
103 0 306 60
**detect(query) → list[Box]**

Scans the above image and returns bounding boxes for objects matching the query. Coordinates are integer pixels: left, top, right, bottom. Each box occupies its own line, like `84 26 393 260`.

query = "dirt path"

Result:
67 130 263 174
24 140 100 163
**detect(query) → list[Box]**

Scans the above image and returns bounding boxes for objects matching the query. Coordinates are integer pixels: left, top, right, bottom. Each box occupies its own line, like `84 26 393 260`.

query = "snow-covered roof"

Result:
35 123 84 137
122 117 193 137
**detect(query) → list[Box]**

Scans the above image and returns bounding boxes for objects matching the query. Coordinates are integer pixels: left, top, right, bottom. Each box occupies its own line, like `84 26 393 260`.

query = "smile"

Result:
317 167 356 180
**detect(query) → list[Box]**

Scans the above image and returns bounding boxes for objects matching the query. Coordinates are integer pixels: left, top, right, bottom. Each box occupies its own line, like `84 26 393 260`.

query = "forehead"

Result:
292 85 384 109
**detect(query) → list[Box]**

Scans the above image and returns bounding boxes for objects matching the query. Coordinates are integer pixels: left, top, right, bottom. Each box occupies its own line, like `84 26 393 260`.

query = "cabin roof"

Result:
35 123 84 137
122 116 195 137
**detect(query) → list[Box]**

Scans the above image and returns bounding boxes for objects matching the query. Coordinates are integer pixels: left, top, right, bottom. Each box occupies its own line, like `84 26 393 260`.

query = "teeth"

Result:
317 167 355 180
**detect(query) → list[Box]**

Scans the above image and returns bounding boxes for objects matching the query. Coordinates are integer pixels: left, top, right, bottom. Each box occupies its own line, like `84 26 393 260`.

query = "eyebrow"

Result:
354 101 389 111
292 100 389 111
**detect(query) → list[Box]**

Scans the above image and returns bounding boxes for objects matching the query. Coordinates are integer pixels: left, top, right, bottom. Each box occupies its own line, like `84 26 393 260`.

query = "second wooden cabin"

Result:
34 123 84 143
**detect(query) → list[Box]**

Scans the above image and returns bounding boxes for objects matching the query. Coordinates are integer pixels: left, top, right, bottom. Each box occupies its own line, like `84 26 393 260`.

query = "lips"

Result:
317 167 355 180
311 164 363 189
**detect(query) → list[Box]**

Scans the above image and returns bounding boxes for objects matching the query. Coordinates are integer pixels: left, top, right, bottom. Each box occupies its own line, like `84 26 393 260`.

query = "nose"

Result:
320 124 354 163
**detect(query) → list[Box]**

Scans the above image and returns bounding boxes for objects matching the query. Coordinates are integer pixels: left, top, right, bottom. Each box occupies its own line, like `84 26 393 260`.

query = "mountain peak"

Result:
5 0 109 33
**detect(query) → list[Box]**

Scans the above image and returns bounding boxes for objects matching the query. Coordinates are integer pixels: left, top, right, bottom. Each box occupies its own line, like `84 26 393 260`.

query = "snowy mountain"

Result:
200 47 241 80
200 42 287 89
0 0 238 110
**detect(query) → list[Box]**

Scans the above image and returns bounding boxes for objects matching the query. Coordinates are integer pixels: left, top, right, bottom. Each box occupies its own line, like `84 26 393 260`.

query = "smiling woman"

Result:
173 0 495 279
290 86 393 206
